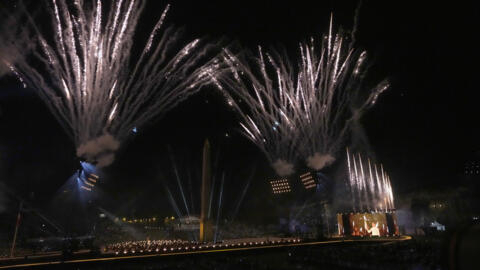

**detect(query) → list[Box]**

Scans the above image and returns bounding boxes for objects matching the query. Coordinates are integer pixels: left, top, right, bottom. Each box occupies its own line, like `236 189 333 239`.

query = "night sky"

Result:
1 0 480 220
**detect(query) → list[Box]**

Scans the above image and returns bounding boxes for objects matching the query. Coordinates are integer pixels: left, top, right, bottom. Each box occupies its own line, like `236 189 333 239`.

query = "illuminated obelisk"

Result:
200 139 213 242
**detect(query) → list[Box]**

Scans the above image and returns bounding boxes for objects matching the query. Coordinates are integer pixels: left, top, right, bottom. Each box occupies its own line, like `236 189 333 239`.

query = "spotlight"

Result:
299 171 317 189
269 179 291 194
77 162 99 192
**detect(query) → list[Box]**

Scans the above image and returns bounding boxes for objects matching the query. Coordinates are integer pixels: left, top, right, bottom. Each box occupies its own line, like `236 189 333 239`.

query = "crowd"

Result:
105 239 192 254
104 238 302 255
286 237 443 269
84 237 443 270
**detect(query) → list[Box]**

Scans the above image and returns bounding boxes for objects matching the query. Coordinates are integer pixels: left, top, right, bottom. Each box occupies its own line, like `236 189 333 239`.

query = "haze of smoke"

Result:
76 133 120 168
0 6 32 79
306 153 335 171
0 62 9 78
272 159 295 177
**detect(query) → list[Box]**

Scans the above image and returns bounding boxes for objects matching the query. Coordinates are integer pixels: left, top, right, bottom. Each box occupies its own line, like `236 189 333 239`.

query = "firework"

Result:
1 0 219 167
217 16 388 175
346 148 394 212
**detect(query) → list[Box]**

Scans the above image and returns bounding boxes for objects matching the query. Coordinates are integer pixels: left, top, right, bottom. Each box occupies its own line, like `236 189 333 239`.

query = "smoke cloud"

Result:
76 133 120 168
272 159 295 176
306 152 335 171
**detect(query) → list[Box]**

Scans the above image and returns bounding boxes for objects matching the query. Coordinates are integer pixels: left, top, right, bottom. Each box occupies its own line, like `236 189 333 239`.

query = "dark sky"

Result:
1 0 480 218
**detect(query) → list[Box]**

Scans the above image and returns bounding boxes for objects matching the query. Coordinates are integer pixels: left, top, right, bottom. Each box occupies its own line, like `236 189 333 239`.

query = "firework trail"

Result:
346 148 394 211
1 0 219 167
217 16 388 176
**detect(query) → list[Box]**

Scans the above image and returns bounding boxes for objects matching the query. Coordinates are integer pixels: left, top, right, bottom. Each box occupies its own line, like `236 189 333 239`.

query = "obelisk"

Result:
200 139 212 242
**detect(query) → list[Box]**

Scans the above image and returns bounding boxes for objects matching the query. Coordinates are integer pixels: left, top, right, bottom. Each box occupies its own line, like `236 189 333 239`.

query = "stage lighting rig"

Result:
270 179 291 194
300 171 317 189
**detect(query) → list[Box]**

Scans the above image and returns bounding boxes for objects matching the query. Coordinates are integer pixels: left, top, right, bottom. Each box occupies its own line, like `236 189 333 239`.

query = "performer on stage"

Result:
364 219 380 236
